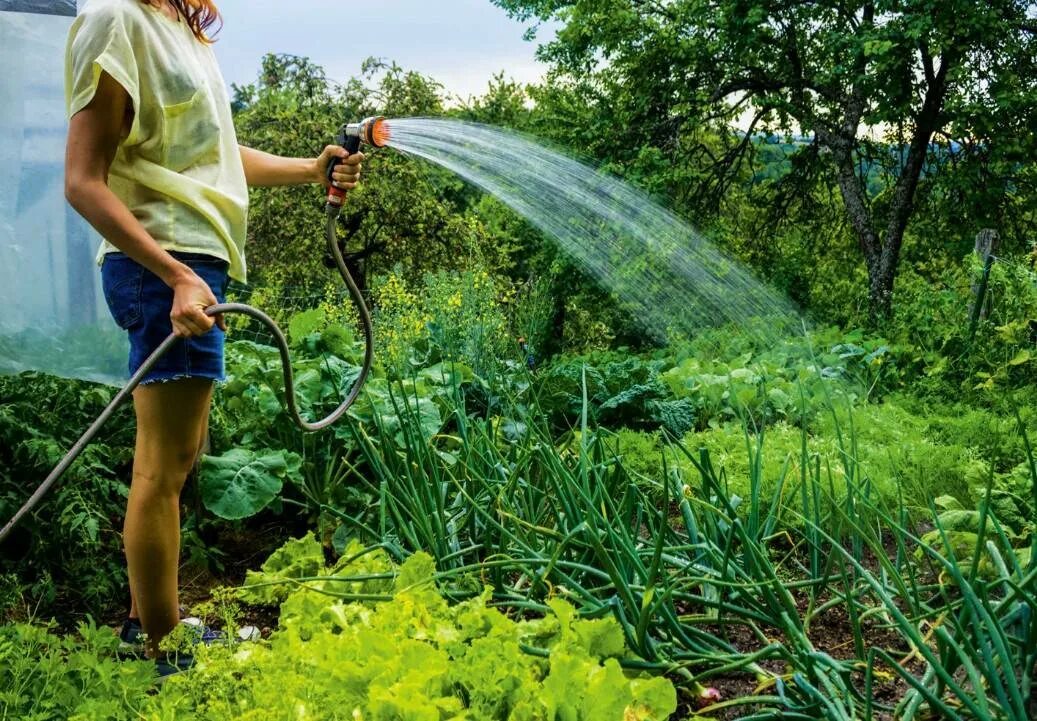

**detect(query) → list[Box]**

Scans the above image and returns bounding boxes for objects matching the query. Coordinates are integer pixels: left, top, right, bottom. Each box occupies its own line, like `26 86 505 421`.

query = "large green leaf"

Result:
200 448 303 520
343 378 444 447
288 308 325 346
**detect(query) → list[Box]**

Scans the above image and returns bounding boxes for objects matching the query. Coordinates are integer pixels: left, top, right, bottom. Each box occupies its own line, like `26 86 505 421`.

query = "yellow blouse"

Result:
66 0 249 281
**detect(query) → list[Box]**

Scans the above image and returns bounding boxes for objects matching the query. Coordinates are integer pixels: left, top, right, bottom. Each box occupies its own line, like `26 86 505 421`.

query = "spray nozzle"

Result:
327 116 390 209
343 116 391 150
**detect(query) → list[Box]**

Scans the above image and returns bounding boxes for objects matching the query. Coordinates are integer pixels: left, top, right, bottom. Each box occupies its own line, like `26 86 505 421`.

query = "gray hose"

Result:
0 205 372 544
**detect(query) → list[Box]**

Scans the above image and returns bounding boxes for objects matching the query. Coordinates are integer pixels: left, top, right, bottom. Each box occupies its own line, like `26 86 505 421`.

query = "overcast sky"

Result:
207 0 552 102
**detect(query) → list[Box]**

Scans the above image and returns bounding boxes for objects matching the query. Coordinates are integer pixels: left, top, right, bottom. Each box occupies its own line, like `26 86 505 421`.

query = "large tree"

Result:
493 0 1037 319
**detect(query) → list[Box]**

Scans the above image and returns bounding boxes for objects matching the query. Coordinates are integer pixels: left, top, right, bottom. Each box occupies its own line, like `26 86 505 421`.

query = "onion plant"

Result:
322 367 1035 719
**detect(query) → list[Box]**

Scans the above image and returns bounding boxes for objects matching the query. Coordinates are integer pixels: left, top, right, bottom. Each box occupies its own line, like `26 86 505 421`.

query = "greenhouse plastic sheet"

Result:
1 2 128 384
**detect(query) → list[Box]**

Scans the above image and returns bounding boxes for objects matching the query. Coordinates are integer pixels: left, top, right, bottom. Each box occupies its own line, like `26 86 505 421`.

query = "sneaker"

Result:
117 618 145 659
180 616 225 644
155 652 194 684
117 616 223 658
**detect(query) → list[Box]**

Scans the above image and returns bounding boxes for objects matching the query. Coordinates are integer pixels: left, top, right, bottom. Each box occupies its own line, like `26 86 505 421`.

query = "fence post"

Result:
968 229 1000 343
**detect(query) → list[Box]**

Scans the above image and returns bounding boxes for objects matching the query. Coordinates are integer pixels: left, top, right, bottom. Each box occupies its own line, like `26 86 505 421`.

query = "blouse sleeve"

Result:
65 3 141 142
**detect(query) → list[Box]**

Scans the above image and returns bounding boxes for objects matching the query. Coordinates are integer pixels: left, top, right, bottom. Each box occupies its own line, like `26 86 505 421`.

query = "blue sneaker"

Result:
118 616 223 658
180 616 225 645
117 618 145 659
155 652 194 684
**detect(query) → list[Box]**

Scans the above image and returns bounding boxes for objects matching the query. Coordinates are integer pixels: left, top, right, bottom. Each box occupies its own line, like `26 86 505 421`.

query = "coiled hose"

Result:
0 206 372 544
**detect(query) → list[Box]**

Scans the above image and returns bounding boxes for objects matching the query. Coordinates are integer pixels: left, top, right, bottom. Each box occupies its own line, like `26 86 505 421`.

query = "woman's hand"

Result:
170 271 225 338
316 145 364 191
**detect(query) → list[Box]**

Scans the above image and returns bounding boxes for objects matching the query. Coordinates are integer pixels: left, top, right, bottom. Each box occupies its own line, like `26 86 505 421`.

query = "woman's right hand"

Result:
170 272 225 337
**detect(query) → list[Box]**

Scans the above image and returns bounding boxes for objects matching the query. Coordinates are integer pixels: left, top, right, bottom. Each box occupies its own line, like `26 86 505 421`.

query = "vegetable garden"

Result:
4 1 1037 716
3 285 1036 718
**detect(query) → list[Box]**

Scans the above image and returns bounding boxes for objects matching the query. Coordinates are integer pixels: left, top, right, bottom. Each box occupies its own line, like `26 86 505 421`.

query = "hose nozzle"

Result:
344 116 391 149
327 116 390 208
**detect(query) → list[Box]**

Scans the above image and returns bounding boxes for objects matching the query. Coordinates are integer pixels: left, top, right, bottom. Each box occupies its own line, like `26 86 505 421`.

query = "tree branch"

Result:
814 8 879 271
919 40 935 86
879 53 955 280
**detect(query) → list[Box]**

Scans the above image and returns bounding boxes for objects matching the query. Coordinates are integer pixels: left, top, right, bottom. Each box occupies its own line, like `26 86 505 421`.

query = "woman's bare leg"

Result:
124 378 213 657
126 402 211 623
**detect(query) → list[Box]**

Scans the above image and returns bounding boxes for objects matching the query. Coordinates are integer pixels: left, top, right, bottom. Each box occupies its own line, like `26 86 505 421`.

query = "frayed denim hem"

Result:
138 373 224 387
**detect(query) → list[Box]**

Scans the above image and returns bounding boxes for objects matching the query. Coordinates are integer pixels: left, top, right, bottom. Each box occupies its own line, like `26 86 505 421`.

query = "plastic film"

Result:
0 2 128 384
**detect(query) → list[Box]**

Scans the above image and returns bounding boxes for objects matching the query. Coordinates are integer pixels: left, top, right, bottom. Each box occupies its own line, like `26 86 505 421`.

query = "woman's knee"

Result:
132 445 198 495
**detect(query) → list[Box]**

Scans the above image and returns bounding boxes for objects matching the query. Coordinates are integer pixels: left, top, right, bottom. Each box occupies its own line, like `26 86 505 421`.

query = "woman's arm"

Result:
238 145 363 190
65 71 222 338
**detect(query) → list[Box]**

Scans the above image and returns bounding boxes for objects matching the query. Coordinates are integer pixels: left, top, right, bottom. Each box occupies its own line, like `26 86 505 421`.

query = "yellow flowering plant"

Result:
372 266 514 378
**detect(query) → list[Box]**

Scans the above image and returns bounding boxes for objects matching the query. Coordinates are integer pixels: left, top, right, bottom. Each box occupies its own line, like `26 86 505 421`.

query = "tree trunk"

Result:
866 254 896 322
820 42 953 324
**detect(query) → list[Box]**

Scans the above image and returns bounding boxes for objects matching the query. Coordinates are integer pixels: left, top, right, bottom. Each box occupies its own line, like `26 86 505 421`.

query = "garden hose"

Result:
0 119 389 545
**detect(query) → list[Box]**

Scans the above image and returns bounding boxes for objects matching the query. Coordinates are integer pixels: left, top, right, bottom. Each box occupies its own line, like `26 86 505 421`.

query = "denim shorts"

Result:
101 251 229 385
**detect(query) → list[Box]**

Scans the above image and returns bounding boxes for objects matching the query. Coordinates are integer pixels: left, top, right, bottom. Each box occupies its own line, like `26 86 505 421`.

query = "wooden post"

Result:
968 229 1000 343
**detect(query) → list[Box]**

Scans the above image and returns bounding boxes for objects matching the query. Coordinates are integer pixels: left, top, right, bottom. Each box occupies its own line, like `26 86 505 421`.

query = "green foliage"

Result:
345 378 445 448
610 394 1035 529
341 345 1037 717
0 621 155 720
1 541 678 721
205 312 466 525
492 0 1037 319
233 55 505 301
173 546 675 721
6 34 1037 719
535 350 696 434
887 253 1037 399
918 496 1032 581
0 373 134 617
237 534 328 605
371 266 514 378
3 313 1036 717
532 327 900 436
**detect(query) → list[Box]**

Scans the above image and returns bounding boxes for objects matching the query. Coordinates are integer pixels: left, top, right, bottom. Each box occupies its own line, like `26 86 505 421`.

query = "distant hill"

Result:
749 134 962 196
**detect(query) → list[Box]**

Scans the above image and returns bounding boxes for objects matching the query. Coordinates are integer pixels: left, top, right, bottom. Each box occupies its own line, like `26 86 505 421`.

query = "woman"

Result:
64 0 362 672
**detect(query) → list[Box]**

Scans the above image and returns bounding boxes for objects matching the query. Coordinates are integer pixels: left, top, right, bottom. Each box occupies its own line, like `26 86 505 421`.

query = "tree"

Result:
492 0 1037 320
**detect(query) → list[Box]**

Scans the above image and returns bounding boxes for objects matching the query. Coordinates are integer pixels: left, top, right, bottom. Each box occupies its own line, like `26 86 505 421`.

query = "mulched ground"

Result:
671 588 930 720
175 522 286 637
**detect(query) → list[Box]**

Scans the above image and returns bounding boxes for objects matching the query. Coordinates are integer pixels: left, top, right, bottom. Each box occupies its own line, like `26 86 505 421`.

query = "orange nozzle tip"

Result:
371 118 391 147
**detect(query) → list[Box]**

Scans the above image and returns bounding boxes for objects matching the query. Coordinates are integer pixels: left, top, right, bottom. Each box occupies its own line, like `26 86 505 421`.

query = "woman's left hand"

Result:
316 145 364 190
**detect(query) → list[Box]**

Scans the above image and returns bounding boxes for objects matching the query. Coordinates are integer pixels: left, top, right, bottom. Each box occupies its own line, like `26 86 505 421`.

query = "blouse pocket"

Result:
160 87 221 172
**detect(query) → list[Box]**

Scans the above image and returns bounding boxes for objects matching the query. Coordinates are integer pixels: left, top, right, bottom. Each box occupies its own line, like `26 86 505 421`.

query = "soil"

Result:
175 522 285 637
670 588 929 721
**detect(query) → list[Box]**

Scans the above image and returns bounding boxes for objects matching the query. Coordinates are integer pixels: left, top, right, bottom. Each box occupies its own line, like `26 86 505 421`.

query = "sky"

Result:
208 0 553 102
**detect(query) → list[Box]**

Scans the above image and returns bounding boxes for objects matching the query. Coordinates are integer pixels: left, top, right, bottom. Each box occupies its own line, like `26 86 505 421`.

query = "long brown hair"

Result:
144 1 222 43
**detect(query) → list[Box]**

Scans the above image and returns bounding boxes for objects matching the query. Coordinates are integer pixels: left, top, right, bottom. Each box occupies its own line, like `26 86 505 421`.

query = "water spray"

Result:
0 119 389 545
